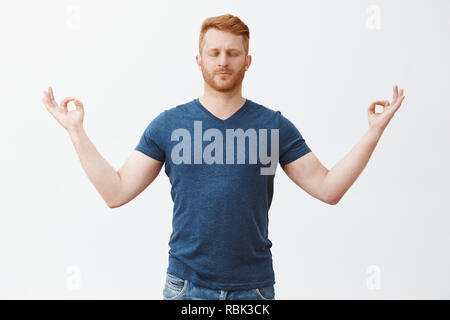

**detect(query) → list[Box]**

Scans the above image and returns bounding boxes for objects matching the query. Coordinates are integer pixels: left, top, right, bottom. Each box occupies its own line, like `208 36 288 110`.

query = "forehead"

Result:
203 28 244 50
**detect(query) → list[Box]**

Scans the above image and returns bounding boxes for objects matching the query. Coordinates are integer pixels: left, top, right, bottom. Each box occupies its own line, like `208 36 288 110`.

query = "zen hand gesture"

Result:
368 84 405 134
42 86 84 133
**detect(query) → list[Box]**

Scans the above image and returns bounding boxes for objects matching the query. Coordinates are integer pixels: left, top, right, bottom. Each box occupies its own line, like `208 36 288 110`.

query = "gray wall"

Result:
0 0 448 299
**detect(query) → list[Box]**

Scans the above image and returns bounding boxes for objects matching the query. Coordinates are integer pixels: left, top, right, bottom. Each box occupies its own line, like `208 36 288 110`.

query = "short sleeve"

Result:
135 110 166 162
278 111 312 169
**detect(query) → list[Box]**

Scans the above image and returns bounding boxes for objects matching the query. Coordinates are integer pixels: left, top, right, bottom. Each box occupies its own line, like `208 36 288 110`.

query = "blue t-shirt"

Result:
135 98 312 290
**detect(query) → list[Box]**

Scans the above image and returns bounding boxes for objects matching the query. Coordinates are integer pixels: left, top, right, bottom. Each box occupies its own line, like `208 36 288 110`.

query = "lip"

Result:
217 73 231 75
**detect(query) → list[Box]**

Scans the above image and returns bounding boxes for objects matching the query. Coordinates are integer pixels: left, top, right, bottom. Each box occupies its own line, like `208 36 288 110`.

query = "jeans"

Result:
163 272 276 300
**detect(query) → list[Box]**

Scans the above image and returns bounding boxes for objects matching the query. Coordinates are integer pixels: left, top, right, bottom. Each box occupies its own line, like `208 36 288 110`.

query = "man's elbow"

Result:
324 195 341 205
327 198 339 205
107 200 123 209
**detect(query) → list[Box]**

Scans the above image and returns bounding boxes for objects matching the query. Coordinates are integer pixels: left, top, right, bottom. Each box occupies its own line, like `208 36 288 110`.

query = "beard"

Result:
200 62 246 93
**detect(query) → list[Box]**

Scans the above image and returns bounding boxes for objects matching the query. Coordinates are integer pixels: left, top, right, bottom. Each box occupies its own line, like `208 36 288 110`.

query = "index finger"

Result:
60 97 76 109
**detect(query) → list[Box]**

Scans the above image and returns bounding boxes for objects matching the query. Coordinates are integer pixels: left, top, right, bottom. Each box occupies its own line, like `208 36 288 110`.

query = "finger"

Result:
60 97 76 111
383 99 392 113
393 85 398 101
42 95 50 108
395 89 404 105
43 88 57 109
392 87 404 104
42 96 55 114
392 95 405 112
73 98 84 112
368 100 389 115
42 89 49 101
48 86 58 106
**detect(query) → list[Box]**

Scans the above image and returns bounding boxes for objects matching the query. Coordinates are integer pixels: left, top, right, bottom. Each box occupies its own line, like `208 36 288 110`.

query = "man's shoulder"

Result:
161 99 196 117
247 99 283 122
249 99 279 113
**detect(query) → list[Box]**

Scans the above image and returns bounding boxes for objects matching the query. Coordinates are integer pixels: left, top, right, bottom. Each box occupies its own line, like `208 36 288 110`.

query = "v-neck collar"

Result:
194 97 250 123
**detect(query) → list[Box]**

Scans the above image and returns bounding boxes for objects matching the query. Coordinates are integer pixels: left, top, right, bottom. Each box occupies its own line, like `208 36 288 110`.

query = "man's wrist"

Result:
68 126 85 140
367 126 383 142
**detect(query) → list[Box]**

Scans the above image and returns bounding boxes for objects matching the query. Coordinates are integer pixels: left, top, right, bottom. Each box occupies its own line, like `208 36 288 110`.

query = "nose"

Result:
217 52 229 68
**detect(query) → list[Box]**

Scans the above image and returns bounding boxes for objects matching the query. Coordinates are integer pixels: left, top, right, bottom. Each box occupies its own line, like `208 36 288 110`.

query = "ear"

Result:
245 55 252 70
196 55 201 70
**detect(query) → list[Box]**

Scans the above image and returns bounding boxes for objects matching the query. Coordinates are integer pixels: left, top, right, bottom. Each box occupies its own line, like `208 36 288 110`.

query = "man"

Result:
42 14 405 300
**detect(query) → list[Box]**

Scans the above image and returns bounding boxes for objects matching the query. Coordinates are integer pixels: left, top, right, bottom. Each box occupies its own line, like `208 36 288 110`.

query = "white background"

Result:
0 0 449 299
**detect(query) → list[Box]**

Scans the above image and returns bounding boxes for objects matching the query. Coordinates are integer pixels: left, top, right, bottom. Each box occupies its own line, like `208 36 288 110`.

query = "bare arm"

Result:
115 150 163 208
284 128 381 205
283 85 406 205
69 128 163 208
68 127 123 207
43 87 163 208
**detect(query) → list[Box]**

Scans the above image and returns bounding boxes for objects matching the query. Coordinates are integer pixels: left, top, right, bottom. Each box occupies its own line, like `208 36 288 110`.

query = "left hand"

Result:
368 84 405 134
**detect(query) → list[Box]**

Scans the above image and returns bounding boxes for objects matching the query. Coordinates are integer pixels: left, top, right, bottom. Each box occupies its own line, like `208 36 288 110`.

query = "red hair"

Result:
199 14 250 56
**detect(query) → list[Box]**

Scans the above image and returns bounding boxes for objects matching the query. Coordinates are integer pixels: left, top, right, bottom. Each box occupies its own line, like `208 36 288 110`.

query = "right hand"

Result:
42 86 85 133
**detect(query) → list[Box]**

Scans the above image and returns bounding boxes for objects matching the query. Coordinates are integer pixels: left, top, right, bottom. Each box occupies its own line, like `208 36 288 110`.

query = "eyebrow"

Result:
208 48 241 52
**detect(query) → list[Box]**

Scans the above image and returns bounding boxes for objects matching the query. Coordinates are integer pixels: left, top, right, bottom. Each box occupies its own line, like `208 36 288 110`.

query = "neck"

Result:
199 85 246 119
